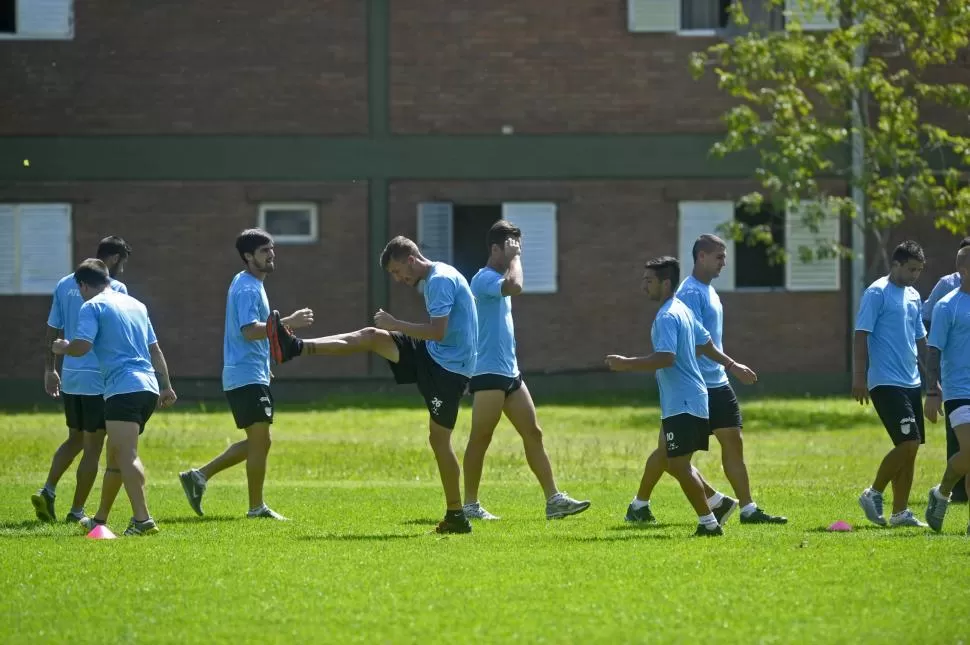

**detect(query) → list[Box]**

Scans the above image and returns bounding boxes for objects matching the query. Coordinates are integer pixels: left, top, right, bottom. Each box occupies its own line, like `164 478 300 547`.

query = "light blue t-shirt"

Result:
470 266 518 378
928 289 970 402
423 262 478 378
75 290 159 398
47 274 128 396
923 272 961 322
855 276 926 389
652 297 711 420
675 275 729 388
222 271 271 391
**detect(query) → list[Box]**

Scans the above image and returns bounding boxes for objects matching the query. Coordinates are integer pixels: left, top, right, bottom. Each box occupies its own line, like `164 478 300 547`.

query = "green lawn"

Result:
1 394 967 644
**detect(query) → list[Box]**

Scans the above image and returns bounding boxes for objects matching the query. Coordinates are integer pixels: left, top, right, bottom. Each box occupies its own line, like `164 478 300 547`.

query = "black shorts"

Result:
870 386 924 445
387 332 469 430
104 392 158 434
62 393 106 432
225 384 274 430
707 384 743 432
944 399 970 428
469 373 523 396
661 413 710 458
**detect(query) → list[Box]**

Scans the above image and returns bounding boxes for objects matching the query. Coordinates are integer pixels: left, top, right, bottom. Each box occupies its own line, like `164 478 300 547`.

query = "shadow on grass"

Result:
805 525 926 535
161 515 242 525
608 522 694 531
562 533 673 543
400 518 439 526
0 519 69 538
297 533 425 542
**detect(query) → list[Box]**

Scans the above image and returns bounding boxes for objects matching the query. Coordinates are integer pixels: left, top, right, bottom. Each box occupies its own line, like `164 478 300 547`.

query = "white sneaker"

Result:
889 509 928 528
463 502 500 520
546 493 591 520
247 505 289 521
858 488 887 526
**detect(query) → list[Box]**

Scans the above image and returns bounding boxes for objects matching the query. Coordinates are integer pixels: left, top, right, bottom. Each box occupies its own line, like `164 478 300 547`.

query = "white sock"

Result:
933 486 950 502
707 492 724 508
741 502 758 517
699 512 718 529
249 503 268 514
43 483 56 496
631 497 650 510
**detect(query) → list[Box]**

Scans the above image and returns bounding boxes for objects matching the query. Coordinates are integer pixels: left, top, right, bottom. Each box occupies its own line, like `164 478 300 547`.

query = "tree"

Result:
689 0 970 277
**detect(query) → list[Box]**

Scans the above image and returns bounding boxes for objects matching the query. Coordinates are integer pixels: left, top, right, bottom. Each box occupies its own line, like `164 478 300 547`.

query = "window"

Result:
258 203 318 244
417 201 558 294
628 0 834 34
0 0 73 40
677 200 840 292
0 204 73 295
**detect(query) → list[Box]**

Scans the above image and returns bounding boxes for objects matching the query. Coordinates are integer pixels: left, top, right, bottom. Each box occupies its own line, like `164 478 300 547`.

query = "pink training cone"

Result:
827 520 853 532
86 524 117 540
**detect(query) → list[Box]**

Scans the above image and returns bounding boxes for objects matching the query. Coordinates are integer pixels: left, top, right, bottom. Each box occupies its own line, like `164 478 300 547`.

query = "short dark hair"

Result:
959 236 970 249
236 228 274 263
73 258 110 289
96 236 131 260
486 219 522 251
380 235 421 269
692 234 727 261
644 256 680 287
891 240 925 265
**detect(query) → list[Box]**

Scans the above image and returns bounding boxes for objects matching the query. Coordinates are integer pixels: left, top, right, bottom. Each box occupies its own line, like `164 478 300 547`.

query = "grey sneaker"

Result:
859 488 887 526
178 469 207 516
123 518 160 536
712 496 739 526
78 516 106 531
546 493 591 520
463 502 500 520
889 509 928 528
31 489 56 523
925 486 950 533
65 510 88 524
247 506 288 521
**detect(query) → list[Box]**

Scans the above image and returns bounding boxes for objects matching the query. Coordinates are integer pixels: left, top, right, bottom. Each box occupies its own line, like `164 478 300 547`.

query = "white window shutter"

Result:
628 0 680 32
502 202 558 294
417 202 454 264
677 202 736 292
0 206 18 295
16 0 74 38
784 0 838 30
18 204 72 295
785 201 840 291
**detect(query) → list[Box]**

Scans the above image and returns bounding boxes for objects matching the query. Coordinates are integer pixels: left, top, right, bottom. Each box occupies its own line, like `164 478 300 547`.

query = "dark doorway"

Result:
0 0 16 33
452 205 501 283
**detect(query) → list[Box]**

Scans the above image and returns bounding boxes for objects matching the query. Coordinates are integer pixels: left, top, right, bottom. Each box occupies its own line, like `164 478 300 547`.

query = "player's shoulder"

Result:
864 276 890 295
110 278 128 293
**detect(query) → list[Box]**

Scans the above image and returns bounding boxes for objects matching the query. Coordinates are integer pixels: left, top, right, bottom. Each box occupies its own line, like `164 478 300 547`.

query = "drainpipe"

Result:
850 27 866 373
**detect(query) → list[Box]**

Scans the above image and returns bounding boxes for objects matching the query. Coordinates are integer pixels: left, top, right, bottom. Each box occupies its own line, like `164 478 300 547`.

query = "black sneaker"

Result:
31 489 56 523
435 512 472 535
694 523 724 537
624 503 657 524
739 508 788 525
712 496 739 526
266 310 302 364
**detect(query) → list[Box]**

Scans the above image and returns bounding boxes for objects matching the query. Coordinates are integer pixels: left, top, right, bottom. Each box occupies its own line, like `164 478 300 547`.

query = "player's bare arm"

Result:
374 309 448 341
242 308 314 341
916 337 929 376
51 338 92 358
696 340 757 385
149 343 178 408
851 330 870 405
605 352 675 372
924 346 943 423
501 238 524 297
44 325 62 398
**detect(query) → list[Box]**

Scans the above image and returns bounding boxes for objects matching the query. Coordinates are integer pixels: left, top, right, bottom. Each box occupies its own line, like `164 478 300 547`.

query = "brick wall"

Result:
390 1 732 134
0 181 370 380
389 180 848 375
0 0 367 134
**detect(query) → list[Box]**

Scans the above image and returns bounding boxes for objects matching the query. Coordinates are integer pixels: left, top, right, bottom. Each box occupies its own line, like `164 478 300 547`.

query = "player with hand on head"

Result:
179 229 314 521
52 258 176 536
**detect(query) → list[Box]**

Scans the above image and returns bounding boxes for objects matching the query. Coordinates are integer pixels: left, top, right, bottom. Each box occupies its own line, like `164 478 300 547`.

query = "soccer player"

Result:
179 229 313 521
624 235 785 526
924 244 970 534
922 236 970 504
606 256 757 537
33 235 131 524
854 241 928 528
461 220 590 521
266 235 478 534
52 258 176 536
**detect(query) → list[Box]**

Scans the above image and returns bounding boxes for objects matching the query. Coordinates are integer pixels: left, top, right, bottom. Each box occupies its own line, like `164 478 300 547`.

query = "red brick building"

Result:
0 1 964 395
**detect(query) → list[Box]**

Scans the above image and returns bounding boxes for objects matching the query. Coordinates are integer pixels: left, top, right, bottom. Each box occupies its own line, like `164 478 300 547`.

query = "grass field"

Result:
1 393 968 644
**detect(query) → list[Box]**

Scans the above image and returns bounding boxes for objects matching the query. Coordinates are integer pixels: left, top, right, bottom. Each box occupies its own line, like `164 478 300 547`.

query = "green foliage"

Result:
690 0 970 271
